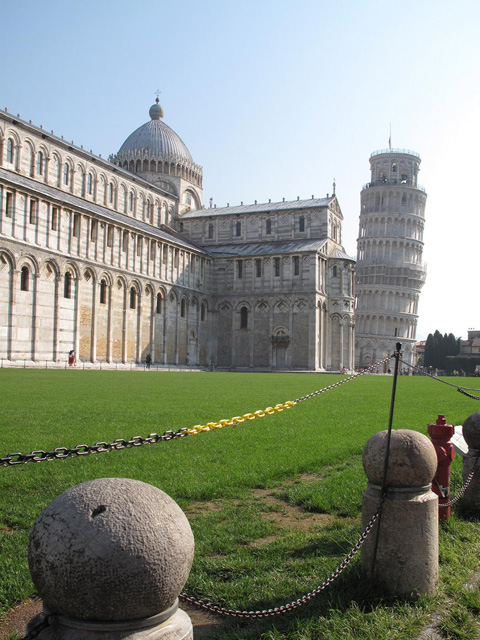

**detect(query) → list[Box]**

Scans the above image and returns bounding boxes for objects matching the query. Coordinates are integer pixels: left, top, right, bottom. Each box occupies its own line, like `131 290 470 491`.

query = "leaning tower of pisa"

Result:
355 148 427 371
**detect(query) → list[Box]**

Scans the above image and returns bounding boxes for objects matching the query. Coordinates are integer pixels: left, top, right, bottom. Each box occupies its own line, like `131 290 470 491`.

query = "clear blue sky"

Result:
3 0 479 340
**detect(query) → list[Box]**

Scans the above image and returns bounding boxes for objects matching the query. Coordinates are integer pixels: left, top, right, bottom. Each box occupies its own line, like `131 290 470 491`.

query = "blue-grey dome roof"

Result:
117 99 193 164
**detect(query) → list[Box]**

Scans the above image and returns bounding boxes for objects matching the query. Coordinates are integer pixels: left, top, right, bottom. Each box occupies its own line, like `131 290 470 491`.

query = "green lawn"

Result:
1 369 480 639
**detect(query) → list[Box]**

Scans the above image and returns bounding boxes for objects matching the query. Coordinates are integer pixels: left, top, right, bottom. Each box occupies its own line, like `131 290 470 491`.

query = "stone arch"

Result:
293 298 309 312
107 177 118 208
120 183 128 213
40 258 60 280
274 298 289 313
255 299 270 312
0 250 15 359
98 173 108 205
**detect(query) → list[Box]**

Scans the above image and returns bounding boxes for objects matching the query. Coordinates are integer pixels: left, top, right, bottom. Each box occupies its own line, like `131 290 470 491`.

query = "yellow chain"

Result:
182 401 297 435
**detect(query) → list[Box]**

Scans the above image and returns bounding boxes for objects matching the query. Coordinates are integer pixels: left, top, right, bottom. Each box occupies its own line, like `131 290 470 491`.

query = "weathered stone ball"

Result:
463 411 480 450
363 429 437 487
28 478 194 621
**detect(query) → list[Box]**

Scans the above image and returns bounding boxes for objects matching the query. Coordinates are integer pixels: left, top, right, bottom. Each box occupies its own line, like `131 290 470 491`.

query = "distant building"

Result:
0 99 355 371
415 340 426 366
460 330 480 358
355 149 427 370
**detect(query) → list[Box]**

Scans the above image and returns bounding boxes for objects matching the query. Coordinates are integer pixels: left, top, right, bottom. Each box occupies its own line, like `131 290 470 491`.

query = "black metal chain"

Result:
439 456 480 508
180 495 385 619
0 429 190 467
1 356 392 468
399 359 480 400
294 356 391 403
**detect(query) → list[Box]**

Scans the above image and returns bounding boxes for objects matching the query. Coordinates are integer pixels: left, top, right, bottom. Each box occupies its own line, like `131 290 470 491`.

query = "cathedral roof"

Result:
182 196 336 218
206 239 328 257
116 99 194 166
330 247 355 261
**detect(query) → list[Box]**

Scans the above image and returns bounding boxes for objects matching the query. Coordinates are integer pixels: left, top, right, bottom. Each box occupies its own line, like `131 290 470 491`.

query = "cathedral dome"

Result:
116 98 193 165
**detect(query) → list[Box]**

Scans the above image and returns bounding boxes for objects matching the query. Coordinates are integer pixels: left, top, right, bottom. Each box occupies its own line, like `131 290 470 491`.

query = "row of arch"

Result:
0 129 176 227
112 155 203 189
361 189 425 216
0 188 207 289
355 313 417 340
358 214 424 241
370 158 419 184
355 289 419 314
357 238 423 265
0 248 210 364
214 294 354 371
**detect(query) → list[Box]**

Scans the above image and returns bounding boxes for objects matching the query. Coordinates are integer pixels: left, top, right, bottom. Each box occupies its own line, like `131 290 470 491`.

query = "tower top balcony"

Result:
362 179 426 192
370 148 420 159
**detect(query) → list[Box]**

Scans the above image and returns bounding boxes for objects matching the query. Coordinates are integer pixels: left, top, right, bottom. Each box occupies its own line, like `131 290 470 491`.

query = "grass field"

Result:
1 369 480 639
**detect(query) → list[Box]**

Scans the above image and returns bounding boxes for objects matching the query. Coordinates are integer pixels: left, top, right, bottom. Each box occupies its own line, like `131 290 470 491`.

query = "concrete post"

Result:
25 478 195 639
462 410 480 515
361 429 439 598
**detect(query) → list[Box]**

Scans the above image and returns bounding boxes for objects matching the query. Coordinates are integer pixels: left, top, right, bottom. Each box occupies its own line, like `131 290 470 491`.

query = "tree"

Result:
424 333 437 368
423 331 460 369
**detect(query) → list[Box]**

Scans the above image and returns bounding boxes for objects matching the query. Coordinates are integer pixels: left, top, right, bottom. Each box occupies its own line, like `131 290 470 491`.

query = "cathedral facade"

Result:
0 99 355 371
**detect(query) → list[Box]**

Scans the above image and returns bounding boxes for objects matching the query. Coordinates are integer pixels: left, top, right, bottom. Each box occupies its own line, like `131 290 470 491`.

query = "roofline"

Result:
182 196 337 219
0 108 176 200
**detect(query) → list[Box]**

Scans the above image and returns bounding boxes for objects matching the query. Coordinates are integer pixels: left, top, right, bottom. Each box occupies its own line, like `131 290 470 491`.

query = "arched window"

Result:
208 223 214 239
332 265 337 278
63 163 70 186
129 191 134 212
129 287 136 309
293 256 300 275
109 182 115 204
235 221 241 237
266 219 272 234
274 257 280 277
181 298 186 318
240 306 248 329
29 200 37 224
100 279 107 304
201 302 206 321
6 138 14 164
299 216 305 232
392 163 397 173
64 272 72 299
20 266 29 291
87 173 93 195
156 293 162 314
36 151 44 176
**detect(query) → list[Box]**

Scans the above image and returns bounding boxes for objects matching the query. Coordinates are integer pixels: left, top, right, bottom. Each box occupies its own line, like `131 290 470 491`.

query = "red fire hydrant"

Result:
428 414 455 521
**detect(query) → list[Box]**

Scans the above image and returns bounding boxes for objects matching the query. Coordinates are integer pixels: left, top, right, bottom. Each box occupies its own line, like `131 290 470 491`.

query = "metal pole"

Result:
370 342 402 575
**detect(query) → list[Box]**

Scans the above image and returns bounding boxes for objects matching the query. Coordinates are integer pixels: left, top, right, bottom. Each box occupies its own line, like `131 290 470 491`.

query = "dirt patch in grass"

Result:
184 500 222 516
0 598 42 640
251 488 334 534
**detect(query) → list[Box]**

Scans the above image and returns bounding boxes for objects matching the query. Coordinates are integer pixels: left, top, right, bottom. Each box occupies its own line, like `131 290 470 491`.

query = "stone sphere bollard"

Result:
362 429 439 598
26 478 195 639
462 410 480 515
